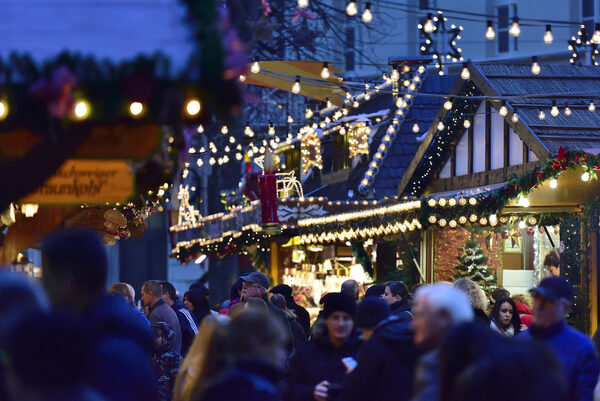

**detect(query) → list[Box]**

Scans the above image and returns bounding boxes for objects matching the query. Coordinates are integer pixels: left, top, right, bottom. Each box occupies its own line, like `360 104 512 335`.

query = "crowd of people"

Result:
2 229 600 401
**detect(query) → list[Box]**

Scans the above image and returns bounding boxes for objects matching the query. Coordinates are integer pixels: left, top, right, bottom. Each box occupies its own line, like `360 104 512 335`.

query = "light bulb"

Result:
362 3 373 23
519 220 526 229
292 77 301 94
0 100 7 120
437 121 445 131
424 13 434 33
320 62 330 79
463 119 471 128
390 67 399 81
550 101 559 117
531 56 541 75
197 124 204 133
499 102 508 116
538 110 546 120
443 100 452 110
544 25 554 44
509 16 520 37
268 122 275 136
244 124 254 137
221 125 228 135
460 64 470 80
287 115 294 124
564 104 572 116
346 1 357 16
129 101 143 117
74 100 90 119
412 123 419 133
582 171 590 181
306 108 313 118
512 113 519 123
549 178 558 188
209 157 216 165
250 57 260 74
239 74 246 82
593 23 600 44
589 101 596 112
186 99 201 116
485 20 495 40
518 196 529 207
298 0 308 9
229 136 235 143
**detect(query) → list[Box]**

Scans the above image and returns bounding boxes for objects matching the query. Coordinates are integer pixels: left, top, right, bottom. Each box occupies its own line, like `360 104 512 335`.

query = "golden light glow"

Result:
74 101 90 119
0 100 8 120
129 101 143 117
186 99 201 116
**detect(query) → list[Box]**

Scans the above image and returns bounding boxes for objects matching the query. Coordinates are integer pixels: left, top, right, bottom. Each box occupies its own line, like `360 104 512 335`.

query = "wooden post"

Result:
270 241 280 285
591 232 598 335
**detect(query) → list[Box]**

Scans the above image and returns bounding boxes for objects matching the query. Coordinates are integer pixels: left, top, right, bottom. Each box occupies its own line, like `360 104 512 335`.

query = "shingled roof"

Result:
474 63 600 155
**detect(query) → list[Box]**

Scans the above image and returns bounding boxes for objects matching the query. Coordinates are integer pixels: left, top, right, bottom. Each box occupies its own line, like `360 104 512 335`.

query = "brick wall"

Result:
433 227 503 282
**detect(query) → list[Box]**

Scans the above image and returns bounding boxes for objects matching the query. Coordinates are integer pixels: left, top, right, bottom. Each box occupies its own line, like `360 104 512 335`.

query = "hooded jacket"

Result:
342 316 421 401
390 299 414 321
152 322 183 401
283 328 361 401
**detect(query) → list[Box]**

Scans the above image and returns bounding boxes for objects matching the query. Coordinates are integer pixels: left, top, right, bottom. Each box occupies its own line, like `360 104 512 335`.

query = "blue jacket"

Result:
520 321 599 401
170 300 198 356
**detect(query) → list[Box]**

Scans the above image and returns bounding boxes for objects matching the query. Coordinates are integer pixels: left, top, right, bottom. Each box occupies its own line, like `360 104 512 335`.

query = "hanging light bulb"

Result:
221 125 228 135
287 115 294 124
412 123 420 133
593 23 600 44
443 99 453 110
437 121 445 131
463 119 471 129
564 103 572 116
518 220 526 229
345 0 357 16
197 124 204 134
550 100 559 117
509 16 520 37
549 178 558 188
390 66 399 81
423 13 435 33
320 62 330 79
531 56 541 75
73 100 90 120
460 62 470 80
298 0 308 9
485 20 496 40
291 76 301 94
250 56 260 74
544 24 554 44
589 100 596 112
306 108 314 118
582 171 590 181
538 110 546 120
244 122 254 137
268 121 275 136
512 113 519 123
362 2 373 23
0 100 8 120
499 101 508 116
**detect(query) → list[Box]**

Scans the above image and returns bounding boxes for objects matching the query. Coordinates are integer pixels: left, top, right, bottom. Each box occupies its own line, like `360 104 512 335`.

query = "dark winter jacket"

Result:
264 297 295 354
288 302 311 337
170 300 198 356
390 299 414 321
289 317 308 349
343 316 422 401
283 330 362 401
148 299 182 355
473 308 490 326
520 321 599 401
202 358 282 401
152 322 183 401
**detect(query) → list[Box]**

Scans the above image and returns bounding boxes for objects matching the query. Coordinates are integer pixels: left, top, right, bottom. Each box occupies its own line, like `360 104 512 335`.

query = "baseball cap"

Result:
530 276 573 302
240 272 270 289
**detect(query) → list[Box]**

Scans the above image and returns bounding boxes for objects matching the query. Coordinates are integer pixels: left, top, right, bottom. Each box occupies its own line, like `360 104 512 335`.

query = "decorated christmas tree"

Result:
452 236 497 292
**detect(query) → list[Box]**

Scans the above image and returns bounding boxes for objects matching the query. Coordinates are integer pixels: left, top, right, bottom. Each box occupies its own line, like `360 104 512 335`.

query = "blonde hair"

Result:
511 293 532 308
453 278 488 311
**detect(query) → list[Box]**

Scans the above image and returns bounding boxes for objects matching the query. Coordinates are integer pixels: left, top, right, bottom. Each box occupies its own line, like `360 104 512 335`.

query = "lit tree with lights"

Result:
452 236 497 292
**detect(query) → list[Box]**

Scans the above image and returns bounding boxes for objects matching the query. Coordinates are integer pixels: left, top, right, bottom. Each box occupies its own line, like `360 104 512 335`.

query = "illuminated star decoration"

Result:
568 24 599 66
418 11 464 75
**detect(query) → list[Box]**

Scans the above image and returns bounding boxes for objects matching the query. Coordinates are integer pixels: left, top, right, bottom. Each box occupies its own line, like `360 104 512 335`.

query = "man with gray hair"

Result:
341 279 360 300
141 280 182 354
411 283 474 401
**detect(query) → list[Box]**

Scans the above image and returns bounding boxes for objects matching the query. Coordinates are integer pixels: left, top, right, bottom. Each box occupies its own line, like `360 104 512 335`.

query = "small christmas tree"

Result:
452 236 497 292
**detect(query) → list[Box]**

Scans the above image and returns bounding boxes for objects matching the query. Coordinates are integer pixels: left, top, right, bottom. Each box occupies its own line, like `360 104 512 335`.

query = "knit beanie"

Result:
355 297 391 329
364 284 386 298
322 293 356 320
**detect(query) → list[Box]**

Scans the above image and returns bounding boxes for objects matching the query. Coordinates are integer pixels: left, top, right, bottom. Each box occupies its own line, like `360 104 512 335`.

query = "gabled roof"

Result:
397 62 600 197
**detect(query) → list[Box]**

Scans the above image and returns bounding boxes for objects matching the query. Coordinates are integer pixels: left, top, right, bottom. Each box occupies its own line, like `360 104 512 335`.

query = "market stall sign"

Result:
21 159 134 204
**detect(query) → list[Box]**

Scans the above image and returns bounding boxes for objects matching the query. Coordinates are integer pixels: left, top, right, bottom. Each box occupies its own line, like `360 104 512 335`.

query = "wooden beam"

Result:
504 120 510 168
523 142 529 164
485 101 491 172
451 146 457 177
468 122 474 175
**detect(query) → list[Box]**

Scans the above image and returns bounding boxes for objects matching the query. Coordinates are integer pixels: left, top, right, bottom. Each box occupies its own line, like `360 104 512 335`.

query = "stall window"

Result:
509 128 523 166
491 108 505 169
473 102 486 173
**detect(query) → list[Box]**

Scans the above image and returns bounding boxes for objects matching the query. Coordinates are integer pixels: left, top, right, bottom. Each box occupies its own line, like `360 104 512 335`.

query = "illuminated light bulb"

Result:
428 198 436 207
479 217 488 226
469 197 477 206
244 122 254 137
449 220 457 228
387 125 396 134
298 0 308 8
291 76 301 94
550 100 559 117
428 216 437 224
209 157 216 165
448 198 457 206
396 97 405 108
186 99 201 116
239 74 246 82
531 56 541 75
129 101 143 117
390 66 399 81
459 198 467 206
197 124 204 133
438 219 447 227
188 147 196 154
549 178 558 188
423 13 434 33
485 20 495 40
320 62 330 79
250 56 260 74
469 214 478 222
564 103 572 116
582 171 590 181
229 136 235 143
412 123 419 133
345 0 357 16
538 110 546 120
489 214 498 225
287 115 294 124
593 23 600 44
74 100 90 119
268 121 275 136
509 16 520 37
589 101 596 112
544 24 554 44
518 220 526 229
517 196 529 207
463 119 471 129
443 99 453 110
499 101 508 116
197 158 204 167
362 2 373 23
438 198 447 207
220 125 228 135
460 63 470 80
437 121 445 131
306 108 314 118
511 113 519 123
0 100 8 120
459 216 467 224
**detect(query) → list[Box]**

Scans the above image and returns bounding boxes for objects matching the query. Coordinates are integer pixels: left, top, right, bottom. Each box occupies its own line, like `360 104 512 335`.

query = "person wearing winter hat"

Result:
343 298 421 401
363 284 386 299
283 293 360 401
